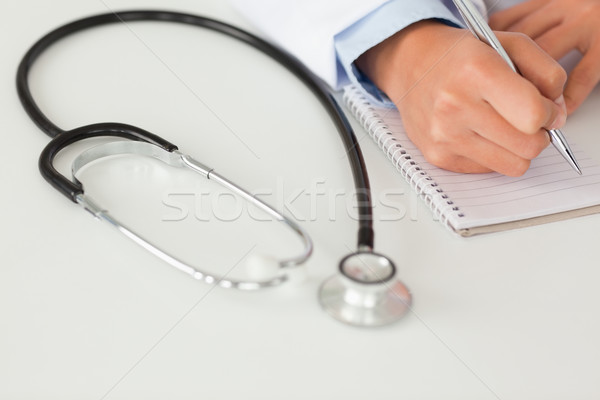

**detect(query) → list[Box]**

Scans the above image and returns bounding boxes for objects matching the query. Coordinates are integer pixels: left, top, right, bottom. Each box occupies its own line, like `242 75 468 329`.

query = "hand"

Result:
489 0 600 114
355 20 567 176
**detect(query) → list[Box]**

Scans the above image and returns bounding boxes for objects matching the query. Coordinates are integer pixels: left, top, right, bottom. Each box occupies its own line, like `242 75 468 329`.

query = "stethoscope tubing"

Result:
17 9 375 249
39 122 177 202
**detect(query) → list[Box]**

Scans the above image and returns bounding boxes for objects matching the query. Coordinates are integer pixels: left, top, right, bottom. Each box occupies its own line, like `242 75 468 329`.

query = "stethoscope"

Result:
17 10 412 327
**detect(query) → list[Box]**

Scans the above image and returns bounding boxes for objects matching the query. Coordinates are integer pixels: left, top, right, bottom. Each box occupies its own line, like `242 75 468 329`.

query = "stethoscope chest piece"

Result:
318 251 412 327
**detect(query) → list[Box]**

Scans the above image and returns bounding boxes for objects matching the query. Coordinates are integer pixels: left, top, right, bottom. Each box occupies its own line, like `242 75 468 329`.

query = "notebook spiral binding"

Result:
342 86 464 229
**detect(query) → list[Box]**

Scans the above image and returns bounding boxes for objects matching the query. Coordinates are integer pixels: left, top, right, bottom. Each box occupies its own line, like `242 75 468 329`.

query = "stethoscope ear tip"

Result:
318 251 412 327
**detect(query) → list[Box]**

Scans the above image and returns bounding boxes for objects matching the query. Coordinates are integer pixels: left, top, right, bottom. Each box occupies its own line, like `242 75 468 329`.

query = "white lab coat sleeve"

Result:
229 0 491 89
229 0 390 88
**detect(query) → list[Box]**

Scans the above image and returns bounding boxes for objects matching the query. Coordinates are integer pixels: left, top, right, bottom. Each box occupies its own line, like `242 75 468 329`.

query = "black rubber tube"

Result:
16 10 375 249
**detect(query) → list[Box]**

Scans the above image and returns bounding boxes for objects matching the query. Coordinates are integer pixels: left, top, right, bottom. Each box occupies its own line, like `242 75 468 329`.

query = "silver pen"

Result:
451 0 582 174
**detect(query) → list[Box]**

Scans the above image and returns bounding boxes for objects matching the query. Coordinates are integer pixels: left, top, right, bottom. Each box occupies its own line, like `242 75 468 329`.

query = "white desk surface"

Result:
2 1 599 399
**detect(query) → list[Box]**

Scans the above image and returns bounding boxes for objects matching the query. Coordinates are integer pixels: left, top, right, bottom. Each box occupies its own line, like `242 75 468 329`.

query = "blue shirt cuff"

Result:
334 0 464 107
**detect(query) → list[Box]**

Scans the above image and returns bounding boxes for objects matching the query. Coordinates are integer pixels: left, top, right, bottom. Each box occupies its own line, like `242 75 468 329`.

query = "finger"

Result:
455 130 532 176
504 5 563 39
471 102 551 160
535 17 594 60
564 45 600 113
500 32 568 100
422 116 536 176
488 0 549 31
534 26 580 60
419 131 526 176
430 154 493 174
475 45 564 134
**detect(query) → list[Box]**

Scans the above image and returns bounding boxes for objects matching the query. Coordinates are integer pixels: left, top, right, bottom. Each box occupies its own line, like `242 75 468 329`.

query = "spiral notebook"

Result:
343 85 600 236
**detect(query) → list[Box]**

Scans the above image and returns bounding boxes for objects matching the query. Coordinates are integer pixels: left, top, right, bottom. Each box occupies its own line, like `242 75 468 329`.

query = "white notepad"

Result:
343 85 600 236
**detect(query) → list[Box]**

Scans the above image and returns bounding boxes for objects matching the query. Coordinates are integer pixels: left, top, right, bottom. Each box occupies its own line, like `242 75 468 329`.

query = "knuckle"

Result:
421 131 472 171
427 125 448 148
433 89 461 116
461 56 489 81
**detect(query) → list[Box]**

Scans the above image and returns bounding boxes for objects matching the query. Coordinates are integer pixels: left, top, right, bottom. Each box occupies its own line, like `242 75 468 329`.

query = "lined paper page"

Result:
359 98 600 232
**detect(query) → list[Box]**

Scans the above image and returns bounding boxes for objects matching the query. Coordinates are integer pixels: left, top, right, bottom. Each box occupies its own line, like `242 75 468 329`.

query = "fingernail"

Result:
554 95 567 113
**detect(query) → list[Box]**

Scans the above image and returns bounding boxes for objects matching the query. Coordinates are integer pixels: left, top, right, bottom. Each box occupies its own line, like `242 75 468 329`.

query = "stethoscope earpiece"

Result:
318 251 412 327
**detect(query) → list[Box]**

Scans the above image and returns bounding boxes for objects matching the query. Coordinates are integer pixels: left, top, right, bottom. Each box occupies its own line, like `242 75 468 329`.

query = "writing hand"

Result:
356 21 567 176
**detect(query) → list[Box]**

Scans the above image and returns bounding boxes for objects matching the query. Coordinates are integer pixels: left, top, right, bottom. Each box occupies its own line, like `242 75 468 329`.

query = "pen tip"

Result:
569 157 582 175
571 158 582 175
548 128 582 175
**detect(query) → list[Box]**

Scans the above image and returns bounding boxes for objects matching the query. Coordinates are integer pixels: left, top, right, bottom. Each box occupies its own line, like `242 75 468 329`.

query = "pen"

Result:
451 0 582 175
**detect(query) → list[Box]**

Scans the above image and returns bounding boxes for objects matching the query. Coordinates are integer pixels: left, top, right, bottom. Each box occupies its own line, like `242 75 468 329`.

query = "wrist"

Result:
356 20 460 102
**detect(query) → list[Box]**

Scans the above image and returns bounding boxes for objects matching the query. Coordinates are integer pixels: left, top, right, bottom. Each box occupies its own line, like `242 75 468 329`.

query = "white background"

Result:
1 0 600 399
